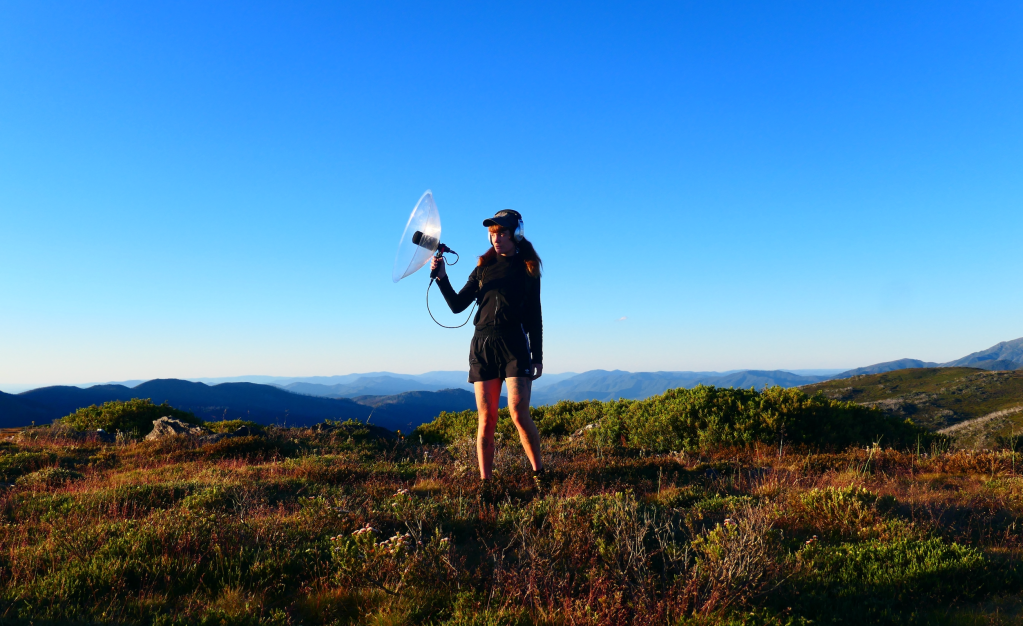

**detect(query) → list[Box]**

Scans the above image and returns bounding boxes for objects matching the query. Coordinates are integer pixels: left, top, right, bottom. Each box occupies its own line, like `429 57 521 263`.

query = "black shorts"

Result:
468 329 534 383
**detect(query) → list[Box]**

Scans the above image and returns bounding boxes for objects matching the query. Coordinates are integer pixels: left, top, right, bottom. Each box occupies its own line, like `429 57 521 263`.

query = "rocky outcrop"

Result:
146 417 209 440
145 417 260 443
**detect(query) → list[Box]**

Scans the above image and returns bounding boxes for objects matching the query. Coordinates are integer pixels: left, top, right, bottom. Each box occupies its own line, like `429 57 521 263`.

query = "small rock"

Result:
570 423 598 439
146 416 209 441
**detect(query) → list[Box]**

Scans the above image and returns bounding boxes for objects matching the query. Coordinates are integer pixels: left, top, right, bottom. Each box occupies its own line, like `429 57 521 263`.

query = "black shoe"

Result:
477 479 498 503
532 468 550 495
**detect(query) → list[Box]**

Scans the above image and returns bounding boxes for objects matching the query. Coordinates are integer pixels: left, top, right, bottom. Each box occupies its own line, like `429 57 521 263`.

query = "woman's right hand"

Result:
430 256 446 279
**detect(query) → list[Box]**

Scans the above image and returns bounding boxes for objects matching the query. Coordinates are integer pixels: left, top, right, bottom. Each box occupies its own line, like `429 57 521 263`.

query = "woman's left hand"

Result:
531 363 543 381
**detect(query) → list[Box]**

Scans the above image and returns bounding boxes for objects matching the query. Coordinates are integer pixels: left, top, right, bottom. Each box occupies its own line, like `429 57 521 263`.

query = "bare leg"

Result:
474 379 502 479
506 377 542 472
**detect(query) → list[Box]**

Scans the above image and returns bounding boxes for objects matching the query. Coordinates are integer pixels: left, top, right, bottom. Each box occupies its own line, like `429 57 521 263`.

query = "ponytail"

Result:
519 239 542 278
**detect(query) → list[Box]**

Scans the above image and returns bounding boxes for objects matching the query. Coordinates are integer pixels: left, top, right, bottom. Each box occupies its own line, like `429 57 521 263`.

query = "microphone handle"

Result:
429 252 442 279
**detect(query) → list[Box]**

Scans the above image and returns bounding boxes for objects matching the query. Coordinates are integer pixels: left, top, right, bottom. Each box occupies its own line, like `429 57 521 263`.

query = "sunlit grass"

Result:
3 396 1023 624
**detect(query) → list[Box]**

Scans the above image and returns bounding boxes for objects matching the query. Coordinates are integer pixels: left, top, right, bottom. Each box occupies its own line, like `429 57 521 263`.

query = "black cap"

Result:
482 210 522 230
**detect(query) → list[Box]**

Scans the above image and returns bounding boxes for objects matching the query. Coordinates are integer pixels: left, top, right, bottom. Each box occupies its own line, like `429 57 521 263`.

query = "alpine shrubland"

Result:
56 398 203 436
418 385 938 451
1 385 1022 625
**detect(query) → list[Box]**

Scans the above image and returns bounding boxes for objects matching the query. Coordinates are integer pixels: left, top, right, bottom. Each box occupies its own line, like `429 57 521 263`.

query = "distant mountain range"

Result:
2 337 1021 431
1 379 371 430
524 369 836 404
0 379 493 433
282 376 458 398
278 371 582 398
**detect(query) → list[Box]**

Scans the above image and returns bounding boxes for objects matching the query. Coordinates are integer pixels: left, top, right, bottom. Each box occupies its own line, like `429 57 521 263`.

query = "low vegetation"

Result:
804 368 1023 430
2 385 1023 624
419 385 938 451
57 398 203 437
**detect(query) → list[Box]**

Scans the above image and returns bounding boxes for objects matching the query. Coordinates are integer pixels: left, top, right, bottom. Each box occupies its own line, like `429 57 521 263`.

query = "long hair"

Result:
479 225 542 278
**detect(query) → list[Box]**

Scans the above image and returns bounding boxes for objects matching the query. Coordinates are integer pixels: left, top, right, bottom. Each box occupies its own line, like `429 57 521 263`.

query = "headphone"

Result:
490 210 525 243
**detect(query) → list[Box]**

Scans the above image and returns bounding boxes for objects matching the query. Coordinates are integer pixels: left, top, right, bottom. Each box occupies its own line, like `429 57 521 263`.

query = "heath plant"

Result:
1 387 1022 625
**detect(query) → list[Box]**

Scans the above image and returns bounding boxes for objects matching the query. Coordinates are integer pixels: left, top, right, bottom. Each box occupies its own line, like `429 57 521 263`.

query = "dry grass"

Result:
1 428 1023 625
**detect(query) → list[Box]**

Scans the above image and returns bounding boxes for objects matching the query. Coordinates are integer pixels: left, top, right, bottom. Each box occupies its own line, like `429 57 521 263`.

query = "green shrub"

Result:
786 538 989 623
415 399 633 444
205 419 263 434
530 400 620 436
415 409 480 443
687 505 783 614
327 419 396 443
57 398 201 436
16 467 83 487
597 385 936 452
797 486 884 539
203 435 294 460
0 451 57 482
414 385 938 451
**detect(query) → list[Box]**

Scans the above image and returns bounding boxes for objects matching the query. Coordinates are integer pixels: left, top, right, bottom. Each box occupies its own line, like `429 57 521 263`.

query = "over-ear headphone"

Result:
490 210 525 243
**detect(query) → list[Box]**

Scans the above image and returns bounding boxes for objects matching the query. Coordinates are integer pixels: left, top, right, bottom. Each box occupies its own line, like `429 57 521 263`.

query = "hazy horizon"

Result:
0 367 872 394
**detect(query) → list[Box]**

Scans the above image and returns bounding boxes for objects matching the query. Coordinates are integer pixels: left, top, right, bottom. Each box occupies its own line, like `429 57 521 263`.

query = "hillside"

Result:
946 337 1023 368
836 358 940 378
352 388 504 432
830 337 1023 380
802 367 1023 448
0 390 49 428
3 393 1023 625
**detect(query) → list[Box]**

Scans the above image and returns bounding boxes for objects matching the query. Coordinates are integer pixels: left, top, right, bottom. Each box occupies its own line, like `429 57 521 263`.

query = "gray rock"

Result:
570 423 598 439
146 416 209 440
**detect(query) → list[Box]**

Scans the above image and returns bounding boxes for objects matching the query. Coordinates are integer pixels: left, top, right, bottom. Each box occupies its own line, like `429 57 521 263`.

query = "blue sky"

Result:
1 1 1021 388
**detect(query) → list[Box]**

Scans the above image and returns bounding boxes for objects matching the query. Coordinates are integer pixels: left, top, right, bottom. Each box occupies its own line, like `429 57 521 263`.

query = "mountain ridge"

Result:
4 337 1023 430
9 380 372 429
829 337 1023 380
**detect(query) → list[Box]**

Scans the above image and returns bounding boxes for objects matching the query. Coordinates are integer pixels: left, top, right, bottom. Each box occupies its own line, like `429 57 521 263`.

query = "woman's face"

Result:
491 228 516 255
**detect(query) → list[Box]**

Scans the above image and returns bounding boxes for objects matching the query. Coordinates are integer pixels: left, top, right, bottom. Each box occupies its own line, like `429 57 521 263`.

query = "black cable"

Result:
426 277 476 328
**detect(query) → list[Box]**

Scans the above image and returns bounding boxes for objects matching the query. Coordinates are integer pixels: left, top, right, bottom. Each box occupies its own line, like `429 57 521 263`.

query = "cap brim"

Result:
483 216 516 229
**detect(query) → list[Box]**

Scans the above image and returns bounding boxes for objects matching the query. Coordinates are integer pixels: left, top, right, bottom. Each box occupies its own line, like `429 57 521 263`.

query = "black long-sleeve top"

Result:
437 253 543 364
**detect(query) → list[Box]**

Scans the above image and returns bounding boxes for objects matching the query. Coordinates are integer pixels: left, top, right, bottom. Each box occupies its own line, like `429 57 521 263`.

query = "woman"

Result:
430 209 544 483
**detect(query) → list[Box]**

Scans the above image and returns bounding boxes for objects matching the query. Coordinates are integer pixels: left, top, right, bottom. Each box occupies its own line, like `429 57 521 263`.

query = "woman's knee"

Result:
477 411 498 435
509 407 533 429
507 395 531 424
477 405 499 436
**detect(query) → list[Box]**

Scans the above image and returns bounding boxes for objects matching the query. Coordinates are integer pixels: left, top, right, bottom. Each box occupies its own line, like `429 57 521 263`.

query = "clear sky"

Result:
2 1 1021 389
